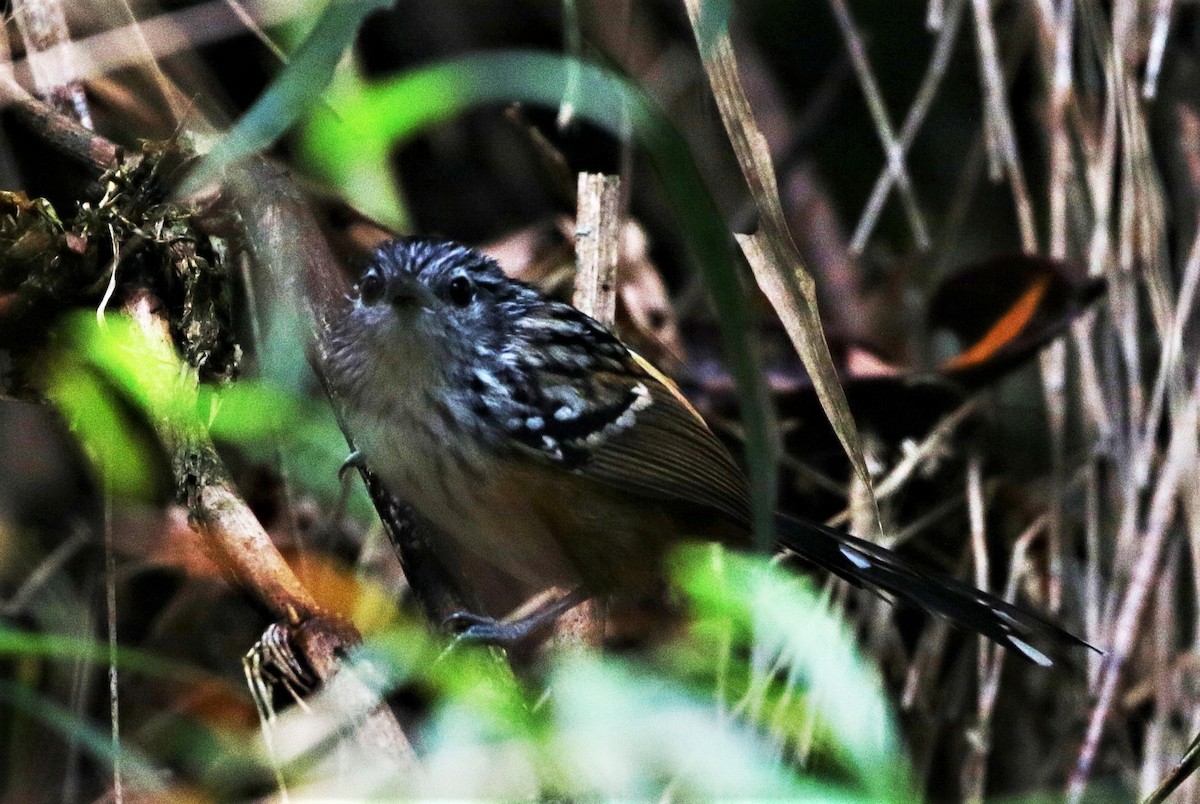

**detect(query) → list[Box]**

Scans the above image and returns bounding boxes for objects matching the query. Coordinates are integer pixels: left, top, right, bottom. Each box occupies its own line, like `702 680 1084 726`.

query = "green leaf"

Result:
671 544 914 799
0 626 209 683
180 0 392 194
45 355 158 499
45 313 189 499
548 654 860 800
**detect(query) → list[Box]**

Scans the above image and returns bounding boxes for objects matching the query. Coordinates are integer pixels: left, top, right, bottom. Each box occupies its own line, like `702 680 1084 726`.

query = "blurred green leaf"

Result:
547 654 858 800
46 312 371 520
203 380 303 441
335 552 904 800
0 626 210 683
45 356 157 499
181 0 392 195
64 314 188 416
45 313 188 499
671 544 913 799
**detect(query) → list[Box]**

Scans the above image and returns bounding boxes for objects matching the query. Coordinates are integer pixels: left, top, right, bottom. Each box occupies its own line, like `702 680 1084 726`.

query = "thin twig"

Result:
827 398 982 528
961 454 991 802
852 0 964 254
827 0 931 252
103 487 122 804
1042 0 1072 615
1069 376 1200 802
970 0 1038 252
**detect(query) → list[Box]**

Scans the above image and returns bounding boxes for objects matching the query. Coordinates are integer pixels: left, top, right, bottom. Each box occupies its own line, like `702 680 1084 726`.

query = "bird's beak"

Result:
391 273 439 310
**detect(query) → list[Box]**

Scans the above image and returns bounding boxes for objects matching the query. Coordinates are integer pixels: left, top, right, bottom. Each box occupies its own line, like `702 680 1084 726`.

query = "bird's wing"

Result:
574 355 753 527
474 300 751 525
494 334 749 527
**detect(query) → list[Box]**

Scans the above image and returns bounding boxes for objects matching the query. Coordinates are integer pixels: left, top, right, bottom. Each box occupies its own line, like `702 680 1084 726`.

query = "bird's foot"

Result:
338 449 366 481
442 588 589 651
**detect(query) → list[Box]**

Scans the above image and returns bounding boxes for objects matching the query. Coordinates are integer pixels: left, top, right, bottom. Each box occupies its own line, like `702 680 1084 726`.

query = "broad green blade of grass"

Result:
0 626 208 682
301 49 779 546
180 0 391 195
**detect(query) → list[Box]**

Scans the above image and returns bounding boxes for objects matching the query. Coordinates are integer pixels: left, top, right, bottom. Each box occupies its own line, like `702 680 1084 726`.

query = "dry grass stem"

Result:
683 0 880 535
827 0 931 253
852 0 964 254
5 0 307 91
1069 377 1200 801
1142 0 1173 99
1041 0 1072 612
970 0 1038 251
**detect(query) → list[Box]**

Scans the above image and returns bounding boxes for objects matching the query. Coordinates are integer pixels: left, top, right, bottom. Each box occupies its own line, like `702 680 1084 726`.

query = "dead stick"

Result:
557 171 623 650
125 287 321 621
1068 377 1200 801
574 173 621 326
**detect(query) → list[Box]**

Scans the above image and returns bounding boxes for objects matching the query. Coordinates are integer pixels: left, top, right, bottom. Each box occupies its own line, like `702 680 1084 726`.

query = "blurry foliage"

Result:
26 305 906 799
184 0 391 196
262 545 907 799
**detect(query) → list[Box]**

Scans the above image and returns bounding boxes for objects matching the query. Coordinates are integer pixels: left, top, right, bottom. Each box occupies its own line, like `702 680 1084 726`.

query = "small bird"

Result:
324 237 1088 664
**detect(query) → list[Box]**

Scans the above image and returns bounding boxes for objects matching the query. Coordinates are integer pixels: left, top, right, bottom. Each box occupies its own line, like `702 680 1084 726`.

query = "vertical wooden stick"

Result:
573 172 621 325
555 171 623 650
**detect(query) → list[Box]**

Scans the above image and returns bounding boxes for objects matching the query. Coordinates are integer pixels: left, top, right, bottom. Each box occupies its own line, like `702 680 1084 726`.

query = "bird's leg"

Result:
443 587 590 650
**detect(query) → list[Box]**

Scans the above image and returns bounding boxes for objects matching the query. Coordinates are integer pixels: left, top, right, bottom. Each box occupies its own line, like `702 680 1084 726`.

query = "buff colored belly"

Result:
352 408 583 589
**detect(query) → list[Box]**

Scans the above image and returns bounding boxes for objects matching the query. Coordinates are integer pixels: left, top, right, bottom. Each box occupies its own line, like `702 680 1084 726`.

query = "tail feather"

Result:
775 514 1095 665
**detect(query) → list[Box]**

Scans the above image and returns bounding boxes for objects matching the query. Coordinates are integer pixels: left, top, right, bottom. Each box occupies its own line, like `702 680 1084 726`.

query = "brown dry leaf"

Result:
615 220 687 368
683 0 880 529
110 505 225 581
481 218 575 293
287 548 404 636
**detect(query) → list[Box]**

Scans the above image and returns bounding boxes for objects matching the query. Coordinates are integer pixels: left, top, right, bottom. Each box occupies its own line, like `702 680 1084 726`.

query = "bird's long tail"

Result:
774 513 1094 665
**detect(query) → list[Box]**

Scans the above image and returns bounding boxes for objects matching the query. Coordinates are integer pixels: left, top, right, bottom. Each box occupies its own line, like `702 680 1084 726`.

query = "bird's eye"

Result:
448 274 474 307
359 267 385 305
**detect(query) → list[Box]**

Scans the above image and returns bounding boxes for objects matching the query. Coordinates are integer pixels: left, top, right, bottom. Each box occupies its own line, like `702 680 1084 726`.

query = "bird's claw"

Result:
442 610 537 649
338 449 366 481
